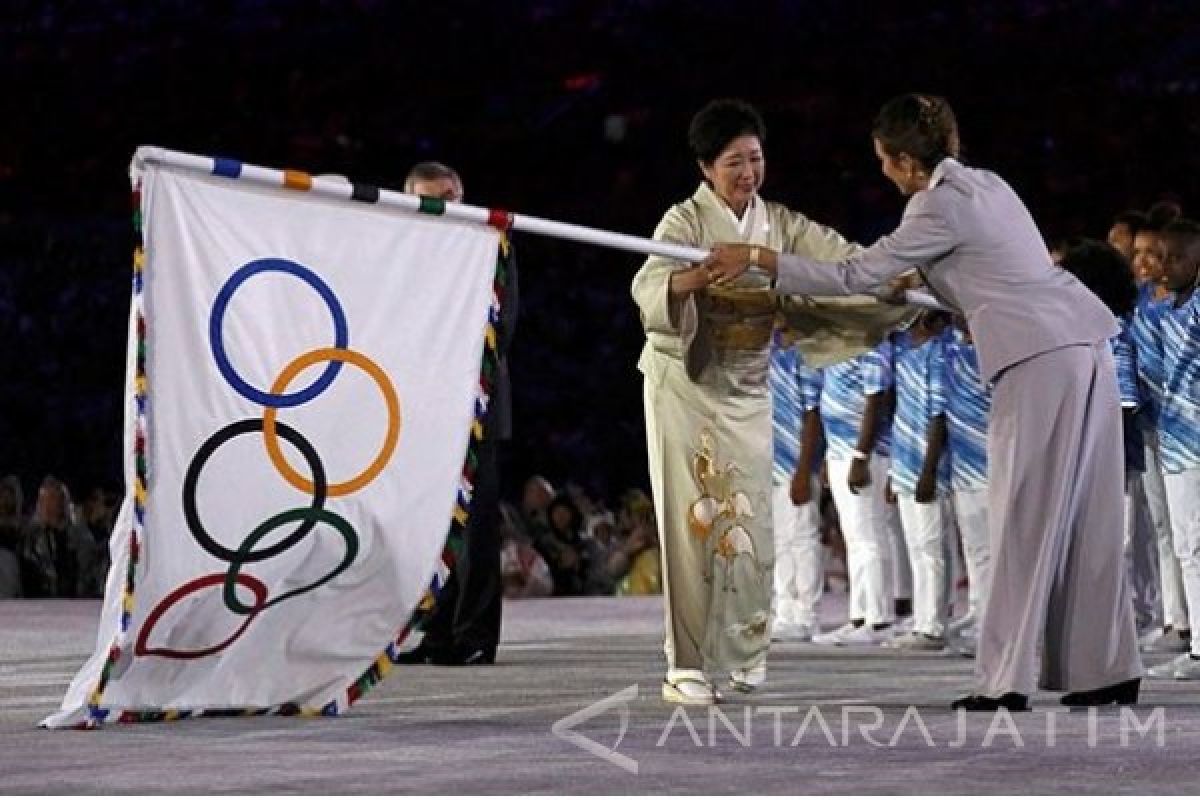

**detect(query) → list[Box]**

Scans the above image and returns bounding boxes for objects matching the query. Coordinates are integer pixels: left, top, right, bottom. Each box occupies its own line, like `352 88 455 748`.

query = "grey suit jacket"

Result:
774 159 1117 382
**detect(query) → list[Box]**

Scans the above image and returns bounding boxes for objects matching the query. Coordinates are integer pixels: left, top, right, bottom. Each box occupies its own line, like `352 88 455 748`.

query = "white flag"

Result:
45 151 499 727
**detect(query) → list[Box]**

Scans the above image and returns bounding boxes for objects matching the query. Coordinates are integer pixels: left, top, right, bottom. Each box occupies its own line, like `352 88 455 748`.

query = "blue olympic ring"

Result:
209 258 349 408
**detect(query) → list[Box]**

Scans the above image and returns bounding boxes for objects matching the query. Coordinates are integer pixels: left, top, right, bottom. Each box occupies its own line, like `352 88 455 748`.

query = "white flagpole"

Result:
132 146 947 309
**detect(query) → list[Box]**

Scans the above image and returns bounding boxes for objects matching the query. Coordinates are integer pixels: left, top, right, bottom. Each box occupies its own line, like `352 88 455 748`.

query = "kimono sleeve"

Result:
630 204 699 335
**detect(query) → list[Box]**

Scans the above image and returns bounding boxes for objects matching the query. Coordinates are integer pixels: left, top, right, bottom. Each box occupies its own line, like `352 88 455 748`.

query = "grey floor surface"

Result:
1 595 1197 794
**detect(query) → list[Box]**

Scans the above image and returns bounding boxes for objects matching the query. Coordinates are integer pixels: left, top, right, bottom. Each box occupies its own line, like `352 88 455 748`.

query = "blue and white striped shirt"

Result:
1110 319 1140 409
890 332 951 496
1158 291 1200 474
820 342 893 462
770 336 824 484
1112 316 1145 473
1131 282 1171 427
945 328 990 491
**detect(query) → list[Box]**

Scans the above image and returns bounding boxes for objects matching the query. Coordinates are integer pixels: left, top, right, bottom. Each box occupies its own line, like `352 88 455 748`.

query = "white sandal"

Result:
728 665 766 693
662 672 718 706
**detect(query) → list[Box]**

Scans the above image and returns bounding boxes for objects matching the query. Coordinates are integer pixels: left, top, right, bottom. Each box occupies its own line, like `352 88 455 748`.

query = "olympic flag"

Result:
44 150 503 727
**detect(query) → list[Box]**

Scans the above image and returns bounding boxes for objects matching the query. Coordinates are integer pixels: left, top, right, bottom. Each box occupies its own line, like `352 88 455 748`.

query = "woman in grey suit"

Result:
704 93 1143 710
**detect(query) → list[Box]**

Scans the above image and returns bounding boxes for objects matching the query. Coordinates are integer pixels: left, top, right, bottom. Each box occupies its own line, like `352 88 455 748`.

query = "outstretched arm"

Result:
706 191 959 296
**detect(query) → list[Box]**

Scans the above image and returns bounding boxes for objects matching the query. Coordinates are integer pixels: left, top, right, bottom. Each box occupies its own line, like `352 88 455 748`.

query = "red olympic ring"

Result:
135 573 268 659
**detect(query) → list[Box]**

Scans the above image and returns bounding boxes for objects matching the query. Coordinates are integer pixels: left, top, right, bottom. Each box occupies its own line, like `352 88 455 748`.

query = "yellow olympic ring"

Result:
262 347 400 497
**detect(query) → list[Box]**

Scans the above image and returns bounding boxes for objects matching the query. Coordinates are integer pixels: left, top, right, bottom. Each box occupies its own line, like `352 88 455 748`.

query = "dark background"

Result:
1 0 1197 505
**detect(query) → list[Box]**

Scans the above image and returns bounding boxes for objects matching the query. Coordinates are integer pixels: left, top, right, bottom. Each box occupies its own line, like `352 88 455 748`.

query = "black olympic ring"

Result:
182 418 328 563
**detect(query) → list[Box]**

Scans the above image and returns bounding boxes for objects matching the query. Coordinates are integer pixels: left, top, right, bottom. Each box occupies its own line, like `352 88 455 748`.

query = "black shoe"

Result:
428 644 497 666
951 692 1030 712
1060 678 1140 707
393 643 447 665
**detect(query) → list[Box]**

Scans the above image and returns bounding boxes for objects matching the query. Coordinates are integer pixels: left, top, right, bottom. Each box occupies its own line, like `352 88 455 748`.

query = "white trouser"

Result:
897 494 953 637
1145 434 1188 629
827 455 892 626
885 501 912 601
952 487 991 625
945 508 965 600
1123 471 1162 631
771 480 823 627
1163 468 1200 656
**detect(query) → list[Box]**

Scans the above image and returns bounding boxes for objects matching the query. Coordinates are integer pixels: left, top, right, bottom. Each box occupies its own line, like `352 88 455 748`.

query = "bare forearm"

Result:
798 408 822 473
919 415 948 484
857 392 886 455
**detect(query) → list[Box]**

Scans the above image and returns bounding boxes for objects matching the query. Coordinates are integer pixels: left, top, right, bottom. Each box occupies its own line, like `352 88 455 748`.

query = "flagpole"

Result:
132 146 946 309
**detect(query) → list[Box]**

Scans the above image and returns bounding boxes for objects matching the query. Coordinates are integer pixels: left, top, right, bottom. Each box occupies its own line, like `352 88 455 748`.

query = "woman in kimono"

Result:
631 99 913 705
703 93 1143 710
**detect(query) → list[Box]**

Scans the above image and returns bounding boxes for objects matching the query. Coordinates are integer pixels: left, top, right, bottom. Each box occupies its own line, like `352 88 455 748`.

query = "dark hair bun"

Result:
872 94 961 171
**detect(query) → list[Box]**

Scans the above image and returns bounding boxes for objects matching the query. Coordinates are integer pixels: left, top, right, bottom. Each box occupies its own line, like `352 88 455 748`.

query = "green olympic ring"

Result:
223 507 359 615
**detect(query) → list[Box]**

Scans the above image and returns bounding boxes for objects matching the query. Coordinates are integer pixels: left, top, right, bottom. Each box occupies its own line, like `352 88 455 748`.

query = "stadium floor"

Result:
1 595 1196 794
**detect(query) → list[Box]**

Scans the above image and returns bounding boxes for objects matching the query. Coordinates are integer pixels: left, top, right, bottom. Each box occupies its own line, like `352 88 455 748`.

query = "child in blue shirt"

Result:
944 319 992 649
1131 225 1191 653
1149 219 1200 680
768 331 825 642
812 342 895 645
885 312 954 649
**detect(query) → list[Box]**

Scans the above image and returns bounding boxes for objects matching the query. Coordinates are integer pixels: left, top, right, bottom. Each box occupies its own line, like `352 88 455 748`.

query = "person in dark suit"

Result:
704 94 1143 710
398 162 518 666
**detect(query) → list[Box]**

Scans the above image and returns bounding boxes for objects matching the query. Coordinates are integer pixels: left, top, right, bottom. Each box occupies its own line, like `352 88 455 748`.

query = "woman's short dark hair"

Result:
1058 238 1138 318
1111 210 1149 237
1163 218 1200 248
688 99 766 165
872 93 961 171
547 493 583 537
1147 201 1183 231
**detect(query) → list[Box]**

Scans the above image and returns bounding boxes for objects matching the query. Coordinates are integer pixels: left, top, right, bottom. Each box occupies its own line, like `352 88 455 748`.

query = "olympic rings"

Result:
182 418 328 563
209 258 349 408
135 573 268 659
139 258 400 661
222 507 358 614
262 347 400 497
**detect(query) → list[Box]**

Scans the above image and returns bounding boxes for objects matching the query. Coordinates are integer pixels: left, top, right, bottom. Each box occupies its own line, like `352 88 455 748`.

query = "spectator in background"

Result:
582 511 621 595
498 503 554 599
80 487 117 544
520 475 555 536
611 489 662 597
535 493 587 596
0 475 24 597
1107 209 1150 263
19 476 99 598
80 486 117 594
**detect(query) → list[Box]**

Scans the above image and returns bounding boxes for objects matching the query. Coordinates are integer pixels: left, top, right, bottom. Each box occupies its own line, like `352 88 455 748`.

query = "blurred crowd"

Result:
0 1 1196 568
0 473 118 598
497 475 664 598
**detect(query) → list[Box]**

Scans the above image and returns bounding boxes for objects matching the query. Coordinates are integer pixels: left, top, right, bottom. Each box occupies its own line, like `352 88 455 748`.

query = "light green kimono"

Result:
631 182 915 674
